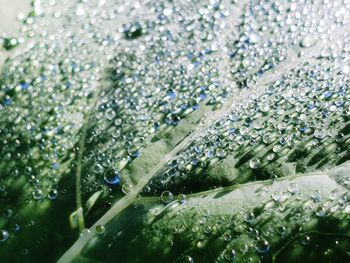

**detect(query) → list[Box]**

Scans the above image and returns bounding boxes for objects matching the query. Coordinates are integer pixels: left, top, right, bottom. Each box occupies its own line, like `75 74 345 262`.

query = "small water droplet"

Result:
32 189 44 200
315 206 326 217
249 159 261 169
95 225 105 234
94 164 104 175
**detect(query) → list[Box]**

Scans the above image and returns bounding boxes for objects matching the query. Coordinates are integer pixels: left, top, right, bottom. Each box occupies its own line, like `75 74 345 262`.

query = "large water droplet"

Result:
255 239 270 253
48 189 59 200
160 191 174 204
0 230 9 242
104 169 121 185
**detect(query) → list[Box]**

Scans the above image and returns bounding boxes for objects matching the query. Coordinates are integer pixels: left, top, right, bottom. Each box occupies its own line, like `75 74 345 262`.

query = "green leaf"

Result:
65 162 350 263
1 0 350 262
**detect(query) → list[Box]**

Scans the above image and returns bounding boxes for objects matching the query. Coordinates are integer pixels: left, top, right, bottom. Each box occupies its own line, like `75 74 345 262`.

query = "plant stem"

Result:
75 120 89 232
74 87 102 233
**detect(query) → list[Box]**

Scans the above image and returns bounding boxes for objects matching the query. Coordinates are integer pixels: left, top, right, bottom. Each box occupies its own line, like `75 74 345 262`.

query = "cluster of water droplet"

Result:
229 0 350 88
0 0 237 207
0 0 237 244
142 174 350 262
79 0 239 194
0 2 350 261
137 0 350 195
147 62 350 193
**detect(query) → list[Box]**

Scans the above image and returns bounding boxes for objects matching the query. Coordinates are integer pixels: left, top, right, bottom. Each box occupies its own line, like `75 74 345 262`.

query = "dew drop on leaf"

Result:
95 225 105 235
160 191 174 204
315 206 326 217
203 225 212 234
255 239 270 253
48 189 59 200
103 169 121 185
177 193 187 204
3 38 19 50
216 149 227 158
244 212 255 224
249 159 261 169
94 164 104 175
123 22 143 40
0 230 9 242
277 225 287 235
32 189 44 200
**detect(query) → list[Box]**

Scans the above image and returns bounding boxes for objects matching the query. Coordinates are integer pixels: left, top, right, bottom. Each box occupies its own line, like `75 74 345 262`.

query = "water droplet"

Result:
315 206 326 217
177 194 187 204
123 22 143 39
94 164 104 175
255 239 270 253
216 148 227 158
249 159 261 169
160 191 174 204
244 212 255 224
166 89 176 99
311 190 321 202
203 225 212 234
105 108 116 120
32 189 44 200
114 118 122 126
95 225 105 234
277 225 286 235
104 169 121 185
3 38 19 50
48 189 58 200
0 230 9 242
